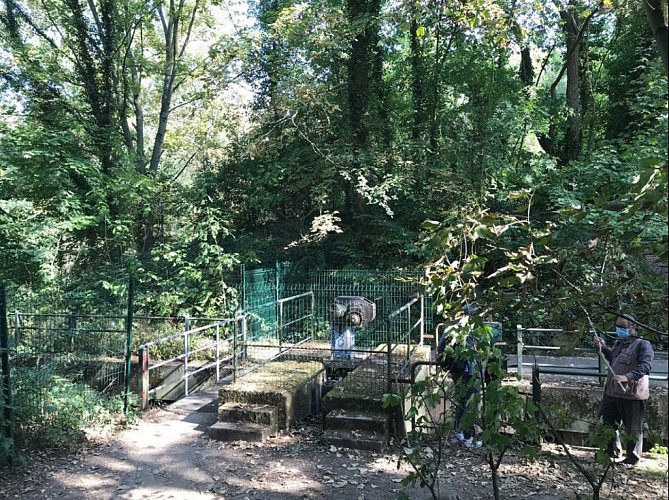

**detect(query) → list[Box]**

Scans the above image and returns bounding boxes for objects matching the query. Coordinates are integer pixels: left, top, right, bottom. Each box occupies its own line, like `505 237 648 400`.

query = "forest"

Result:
0 0 667 334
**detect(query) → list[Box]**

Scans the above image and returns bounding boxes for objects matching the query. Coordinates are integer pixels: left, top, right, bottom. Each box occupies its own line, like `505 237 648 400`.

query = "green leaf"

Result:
475 225 496 239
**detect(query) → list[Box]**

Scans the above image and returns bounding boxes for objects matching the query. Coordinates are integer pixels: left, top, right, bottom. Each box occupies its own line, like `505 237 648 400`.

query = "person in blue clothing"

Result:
594 313 654 466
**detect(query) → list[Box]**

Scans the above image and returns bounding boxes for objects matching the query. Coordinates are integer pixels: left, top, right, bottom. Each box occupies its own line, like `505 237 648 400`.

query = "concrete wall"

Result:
520 380 668 447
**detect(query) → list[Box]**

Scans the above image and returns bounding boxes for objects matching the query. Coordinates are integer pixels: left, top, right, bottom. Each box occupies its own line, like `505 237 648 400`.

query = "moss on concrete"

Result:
218 360 324 429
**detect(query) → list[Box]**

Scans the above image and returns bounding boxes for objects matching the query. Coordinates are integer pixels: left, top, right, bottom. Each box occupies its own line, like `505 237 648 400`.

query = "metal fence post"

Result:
14 310 20 345
68 312 76 352
124 278 135 414
516 324 524 378
1 284 15 465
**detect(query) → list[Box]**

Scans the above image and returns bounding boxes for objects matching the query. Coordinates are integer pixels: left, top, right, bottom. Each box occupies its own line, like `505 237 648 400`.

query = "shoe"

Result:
464 437 483 448
451 432 465 443
619 457 639 467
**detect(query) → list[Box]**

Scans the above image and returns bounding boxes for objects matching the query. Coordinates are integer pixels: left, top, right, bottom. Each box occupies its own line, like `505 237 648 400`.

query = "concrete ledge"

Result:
208 421 272 442
218 402 278 434
325 408 387 432
520 380 668 444
322 428 386 452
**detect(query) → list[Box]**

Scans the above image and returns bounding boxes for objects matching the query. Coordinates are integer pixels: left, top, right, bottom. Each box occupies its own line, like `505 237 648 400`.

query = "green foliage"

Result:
649 443 668 455
11 367 132 448
388 319 542 499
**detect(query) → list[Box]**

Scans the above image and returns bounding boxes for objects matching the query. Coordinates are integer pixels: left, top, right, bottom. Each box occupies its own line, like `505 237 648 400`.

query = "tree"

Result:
643 0 668 74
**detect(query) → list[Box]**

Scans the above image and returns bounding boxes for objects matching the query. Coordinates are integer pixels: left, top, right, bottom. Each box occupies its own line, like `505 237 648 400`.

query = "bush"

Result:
11 367 132 449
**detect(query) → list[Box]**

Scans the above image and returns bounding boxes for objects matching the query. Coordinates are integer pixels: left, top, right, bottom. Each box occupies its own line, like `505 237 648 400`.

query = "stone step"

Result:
218 402 278 434
321 428 386 452
208 421 274 442
325 408 387 433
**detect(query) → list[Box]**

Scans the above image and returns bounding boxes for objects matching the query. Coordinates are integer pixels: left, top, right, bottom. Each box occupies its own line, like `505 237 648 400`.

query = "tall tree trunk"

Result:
519 46 534 86
371 0 391 148
410 9 426 140
346 0 382 248
561 5 582 163
643 0 668 75
140 0 200 258
347 0 371 151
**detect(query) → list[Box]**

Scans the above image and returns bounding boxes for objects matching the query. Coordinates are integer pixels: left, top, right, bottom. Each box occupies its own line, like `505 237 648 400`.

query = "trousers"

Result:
598 395 646 463
452 374 479 439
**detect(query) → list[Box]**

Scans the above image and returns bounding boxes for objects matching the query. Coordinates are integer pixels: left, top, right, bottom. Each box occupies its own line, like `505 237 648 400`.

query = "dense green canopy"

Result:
0 0 667 334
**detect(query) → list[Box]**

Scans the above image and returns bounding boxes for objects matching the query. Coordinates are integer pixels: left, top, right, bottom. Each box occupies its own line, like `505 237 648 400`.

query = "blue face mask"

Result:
615 327 630 339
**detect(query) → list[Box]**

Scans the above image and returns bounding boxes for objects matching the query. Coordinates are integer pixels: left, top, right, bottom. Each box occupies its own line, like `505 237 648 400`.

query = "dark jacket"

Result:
438 331 476 379
602 337 654 400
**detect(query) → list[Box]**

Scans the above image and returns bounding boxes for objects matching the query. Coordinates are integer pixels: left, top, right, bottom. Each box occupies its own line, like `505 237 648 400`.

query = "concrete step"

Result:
218 402 279 434
321 428 386 452
325 408 387 433
208 421 274 442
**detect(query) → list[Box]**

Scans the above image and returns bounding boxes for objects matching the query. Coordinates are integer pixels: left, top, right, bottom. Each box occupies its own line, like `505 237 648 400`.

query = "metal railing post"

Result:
387 318 393 394
516 324 524 378
405 305 410 361
279 300 284 352
419 294 425 344
123 278 135 414
183 330 189 396
215 323 221 382
310 292 315 342
139 345 149 410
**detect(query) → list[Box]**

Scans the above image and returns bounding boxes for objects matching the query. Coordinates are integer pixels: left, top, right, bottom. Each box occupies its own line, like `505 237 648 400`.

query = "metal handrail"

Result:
138 318 244 410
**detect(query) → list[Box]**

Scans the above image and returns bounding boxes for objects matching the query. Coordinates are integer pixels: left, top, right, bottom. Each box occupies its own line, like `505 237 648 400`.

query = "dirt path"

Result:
1 402 667 500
